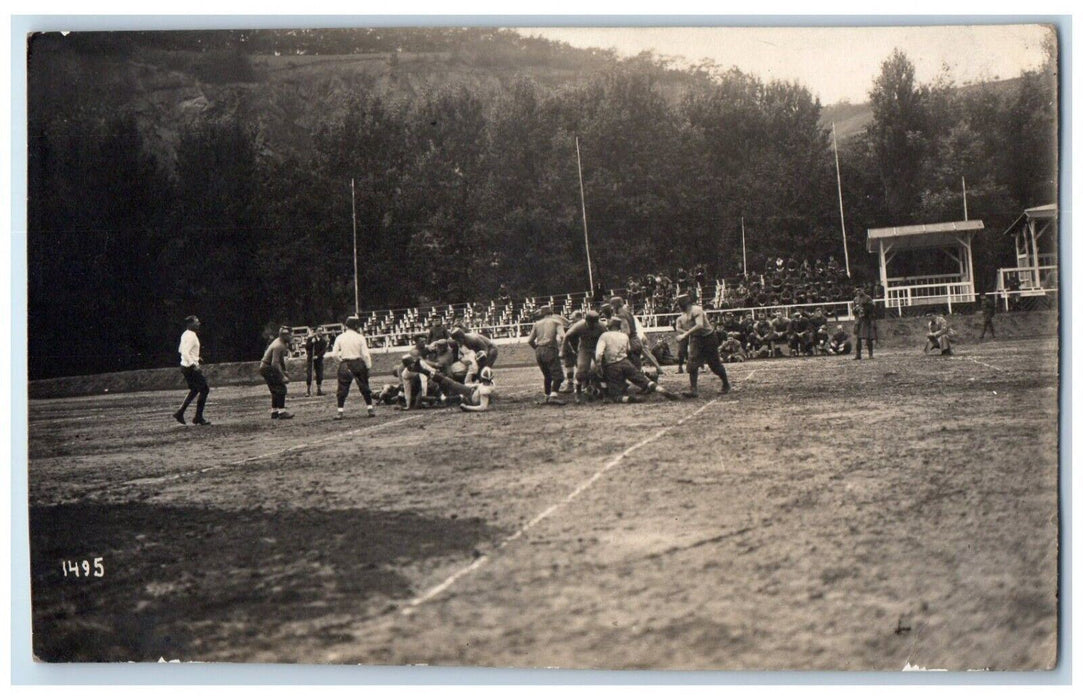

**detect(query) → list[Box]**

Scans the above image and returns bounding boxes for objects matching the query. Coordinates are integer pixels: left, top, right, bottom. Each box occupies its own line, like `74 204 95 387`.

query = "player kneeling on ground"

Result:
595 318 681 403
925 313 955 356
410 359 496 412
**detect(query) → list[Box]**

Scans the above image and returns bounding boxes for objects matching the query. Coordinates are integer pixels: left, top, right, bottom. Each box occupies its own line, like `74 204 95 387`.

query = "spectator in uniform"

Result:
853 287 877 360
979 291 997 340
304 327 329 396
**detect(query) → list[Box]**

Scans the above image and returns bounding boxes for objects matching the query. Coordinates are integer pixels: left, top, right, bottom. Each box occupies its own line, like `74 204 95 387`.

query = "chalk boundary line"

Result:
68 414 426 502
400 395 725 615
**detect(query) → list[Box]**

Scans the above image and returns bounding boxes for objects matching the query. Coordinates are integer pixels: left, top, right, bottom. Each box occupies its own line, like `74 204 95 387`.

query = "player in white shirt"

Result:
173 315 211 425
330 316 376 418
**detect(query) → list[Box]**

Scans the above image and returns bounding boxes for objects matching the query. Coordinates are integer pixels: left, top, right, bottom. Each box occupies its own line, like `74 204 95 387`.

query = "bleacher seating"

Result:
307 257 861 349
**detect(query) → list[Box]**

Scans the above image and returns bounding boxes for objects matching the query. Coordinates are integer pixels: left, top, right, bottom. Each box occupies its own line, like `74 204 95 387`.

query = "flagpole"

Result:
575 136 595 292
832 122 852 278
962 176 969 220
351 178 359 316
741 216 747 277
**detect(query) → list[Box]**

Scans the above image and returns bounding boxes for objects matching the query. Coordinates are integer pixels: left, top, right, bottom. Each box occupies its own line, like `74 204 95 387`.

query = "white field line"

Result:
86 414 425 493
400 397 723 615
961 356 1005 372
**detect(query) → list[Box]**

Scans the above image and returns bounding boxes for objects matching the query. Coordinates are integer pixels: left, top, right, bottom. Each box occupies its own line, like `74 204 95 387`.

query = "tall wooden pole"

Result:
351 178 359 316
575 136 595 292
741 216 748 277
832 123 852 278
962 176 969 220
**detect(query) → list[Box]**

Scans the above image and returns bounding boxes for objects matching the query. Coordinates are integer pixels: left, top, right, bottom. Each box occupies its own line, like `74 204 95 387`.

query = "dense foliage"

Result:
26 30 1058 377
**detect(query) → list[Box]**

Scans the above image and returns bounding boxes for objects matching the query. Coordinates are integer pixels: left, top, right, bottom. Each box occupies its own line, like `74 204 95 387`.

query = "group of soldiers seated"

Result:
653 307 855 367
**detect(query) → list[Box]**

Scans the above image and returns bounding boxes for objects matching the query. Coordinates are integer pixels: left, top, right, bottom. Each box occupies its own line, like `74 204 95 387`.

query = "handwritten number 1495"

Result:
61 558 104 578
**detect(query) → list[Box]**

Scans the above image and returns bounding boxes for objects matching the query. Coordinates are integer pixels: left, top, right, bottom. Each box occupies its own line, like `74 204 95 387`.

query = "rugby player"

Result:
674 294 732 397
561 310 606 404
173 315 211 425
595 318 680 403
259 326 294 420
527 306 566 405
559 311 584 392
330 316 375 419
412 360 496 412
925 313 954 356
450 327 499 371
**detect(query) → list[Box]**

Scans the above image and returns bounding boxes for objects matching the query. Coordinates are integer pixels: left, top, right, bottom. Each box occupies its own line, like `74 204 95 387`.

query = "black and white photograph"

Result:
21 21 1061 671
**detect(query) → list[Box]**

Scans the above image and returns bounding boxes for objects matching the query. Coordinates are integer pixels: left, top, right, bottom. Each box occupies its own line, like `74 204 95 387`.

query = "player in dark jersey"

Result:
674 294 732 397
527 306 566 405
561 310 606 404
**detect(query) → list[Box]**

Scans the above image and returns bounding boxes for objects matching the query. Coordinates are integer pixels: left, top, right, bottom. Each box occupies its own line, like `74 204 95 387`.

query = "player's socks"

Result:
335 408 344 420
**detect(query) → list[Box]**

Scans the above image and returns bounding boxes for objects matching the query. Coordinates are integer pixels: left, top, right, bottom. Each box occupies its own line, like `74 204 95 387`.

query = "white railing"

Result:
886 273 964 287
998 265 1059 292
885 282 974 313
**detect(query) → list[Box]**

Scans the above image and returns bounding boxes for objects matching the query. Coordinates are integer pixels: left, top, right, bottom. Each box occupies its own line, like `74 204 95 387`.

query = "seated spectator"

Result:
719 333 746 363
788 310 815 356
827 325 852 355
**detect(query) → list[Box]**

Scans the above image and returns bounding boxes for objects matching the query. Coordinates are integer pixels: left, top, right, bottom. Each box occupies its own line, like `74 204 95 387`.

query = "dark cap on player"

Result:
537 305 553 317
345 316 361 330
584 310 601 325
608 295 625 308
606 318 623 331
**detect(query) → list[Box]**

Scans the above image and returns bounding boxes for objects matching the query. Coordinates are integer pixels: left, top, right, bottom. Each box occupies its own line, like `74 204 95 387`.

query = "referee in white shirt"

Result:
173 315 211 425
332 316 376 419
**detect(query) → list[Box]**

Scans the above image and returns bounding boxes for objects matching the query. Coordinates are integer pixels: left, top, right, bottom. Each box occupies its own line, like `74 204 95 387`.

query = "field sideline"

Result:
27 336 1059 670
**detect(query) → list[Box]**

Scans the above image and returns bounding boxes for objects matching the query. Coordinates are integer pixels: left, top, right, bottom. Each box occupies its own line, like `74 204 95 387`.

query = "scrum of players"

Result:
190 287 888 425
384 294 702 412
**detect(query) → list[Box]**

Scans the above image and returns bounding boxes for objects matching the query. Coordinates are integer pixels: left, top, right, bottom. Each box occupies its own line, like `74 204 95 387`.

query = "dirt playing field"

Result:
27 334 1060 670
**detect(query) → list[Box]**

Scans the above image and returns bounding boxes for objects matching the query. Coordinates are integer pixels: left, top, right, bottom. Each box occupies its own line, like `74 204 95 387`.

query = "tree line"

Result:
27 44 1057 378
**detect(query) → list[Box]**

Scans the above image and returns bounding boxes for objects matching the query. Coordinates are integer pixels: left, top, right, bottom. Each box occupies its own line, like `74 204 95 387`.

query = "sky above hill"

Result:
520 24 1053 104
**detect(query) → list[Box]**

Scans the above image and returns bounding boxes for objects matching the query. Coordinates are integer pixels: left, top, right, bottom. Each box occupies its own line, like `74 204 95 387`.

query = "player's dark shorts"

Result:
476 346 498 369
259 363 288 408
535 345 563 384
337 358 372 400
181 365 209 396
603 358 653 399
575 345 599 383
688 331 722 366
561 343 577 369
